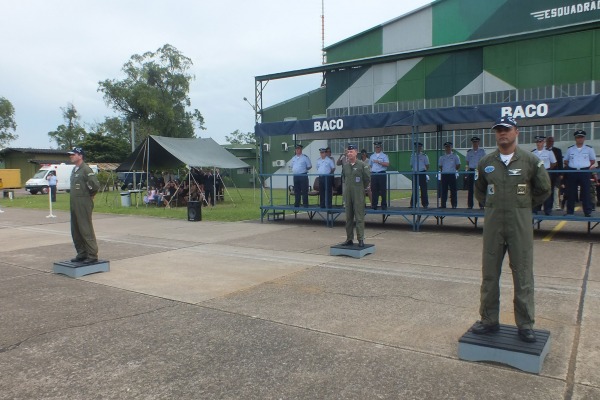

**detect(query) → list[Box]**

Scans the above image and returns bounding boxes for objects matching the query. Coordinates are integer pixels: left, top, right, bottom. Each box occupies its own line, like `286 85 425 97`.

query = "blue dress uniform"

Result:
438 142 460 208
409 143 429 208
531 136 557 215
316 148 335 208
369 142 389 210
564 130 596 216
466 137 486 209
291 144 312 207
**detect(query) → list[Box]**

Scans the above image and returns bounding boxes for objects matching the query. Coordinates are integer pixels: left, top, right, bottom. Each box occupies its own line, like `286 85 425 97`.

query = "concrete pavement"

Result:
0 207 598 399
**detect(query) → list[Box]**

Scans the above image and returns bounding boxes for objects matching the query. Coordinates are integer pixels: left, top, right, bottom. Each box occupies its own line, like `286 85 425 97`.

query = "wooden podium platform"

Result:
458 323 551 373
53 259 110 278
330 243 375 259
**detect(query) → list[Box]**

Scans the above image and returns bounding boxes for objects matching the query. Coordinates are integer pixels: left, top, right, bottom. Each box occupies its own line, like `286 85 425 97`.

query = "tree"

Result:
78 132 130 162
98 44 205 145
90 116 131 145
225 129 256 145
48 103 87 149
0 97 18 147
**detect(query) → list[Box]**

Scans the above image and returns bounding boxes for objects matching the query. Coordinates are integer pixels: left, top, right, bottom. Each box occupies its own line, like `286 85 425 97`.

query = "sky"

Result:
1 0 432 149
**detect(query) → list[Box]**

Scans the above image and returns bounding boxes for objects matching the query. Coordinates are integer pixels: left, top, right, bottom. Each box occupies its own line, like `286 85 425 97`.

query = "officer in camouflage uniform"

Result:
472 117 551 343
341 144 371 247
68 147 101 263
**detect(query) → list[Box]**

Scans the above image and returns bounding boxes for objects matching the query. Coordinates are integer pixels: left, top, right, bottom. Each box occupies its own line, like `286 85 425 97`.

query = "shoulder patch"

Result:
484 166 495 173
537 160 544 168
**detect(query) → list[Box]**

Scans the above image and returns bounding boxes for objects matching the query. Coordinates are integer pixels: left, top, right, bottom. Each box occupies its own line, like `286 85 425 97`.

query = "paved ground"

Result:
0 206 598 399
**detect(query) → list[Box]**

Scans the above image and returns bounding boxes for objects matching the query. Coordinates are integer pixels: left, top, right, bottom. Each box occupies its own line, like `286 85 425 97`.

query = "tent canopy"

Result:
117 136 249 172
255 94 600 140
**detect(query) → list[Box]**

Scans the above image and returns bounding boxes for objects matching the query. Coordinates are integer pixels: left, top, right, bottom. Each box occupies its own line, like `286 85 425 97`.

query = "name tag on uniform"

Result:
517 184 527 195
487 184 495 195
355 177 361 183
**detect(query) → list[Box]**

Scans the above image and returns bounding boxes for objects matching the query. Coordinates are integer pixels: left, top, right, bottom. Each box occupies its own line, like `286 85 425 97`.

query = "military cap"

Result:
534 136 546 142
67 147 84 155
443 142 453 147
471 137 481 142
492 116 517 129
574 130 587 137
347 143 358 150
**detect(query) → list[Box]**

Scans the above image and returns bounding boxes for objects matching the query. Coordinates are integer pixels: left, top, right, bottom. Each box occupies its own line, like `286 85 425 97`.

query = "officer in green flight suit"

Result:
472 117 551 343
341 143 371 247
68 147 101 264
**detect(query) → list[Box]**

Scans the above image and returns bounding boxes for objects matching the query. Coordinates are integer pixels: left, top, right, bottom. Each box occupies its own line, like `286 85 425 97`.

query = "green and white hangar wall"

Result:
257 0 600 189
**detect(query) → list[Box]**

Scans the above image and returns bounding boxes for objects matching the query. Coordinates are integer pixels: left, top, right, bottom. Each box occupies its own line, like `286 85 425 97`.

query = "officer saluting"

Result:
68 147 101 264
472 117 550 343
291 144 312 208
564 130 596 217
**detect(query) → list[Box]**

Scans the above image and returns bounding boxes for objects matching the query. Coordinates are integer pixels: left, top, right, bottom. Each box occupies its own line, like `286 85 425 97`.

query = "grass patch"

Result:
1 188 416 222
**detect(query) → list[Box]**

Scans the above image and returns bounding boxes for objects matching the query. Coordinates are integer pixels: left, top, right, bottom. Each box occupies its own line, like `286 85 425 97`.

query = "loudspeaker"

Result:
187 201 201 221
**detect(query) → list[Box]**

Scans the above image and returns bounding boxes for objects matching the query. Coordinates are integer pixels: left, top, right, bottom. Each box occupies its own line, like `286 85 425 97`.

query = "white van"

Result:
25 163 98 195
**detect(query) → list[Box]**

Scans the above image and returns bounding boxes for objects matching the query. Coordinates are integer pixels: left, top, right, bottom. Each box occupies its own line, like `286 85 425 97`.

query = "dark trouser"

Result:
466 169 482 208
206 187 215 205
50 185 57 202
319 175 332 209
70 197 98 259
441 173 457 208
371 173 387 209
533 169 554 215
566 169 592 215
294 174 309 207
410 172 428 207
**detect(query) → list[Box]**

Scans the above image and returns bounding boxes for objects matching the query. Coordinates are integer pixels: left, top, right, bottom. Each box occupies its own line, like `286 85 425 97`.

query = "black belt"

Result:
373 171 386 174
569 167 589 171
468 168 476 171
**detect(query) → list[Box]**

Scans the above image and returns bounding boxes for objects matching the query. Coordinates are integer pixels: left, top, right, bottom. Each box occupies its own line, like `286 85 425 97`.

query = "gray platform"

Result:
458 323 551 374
330 243 375 258
53 259 110 278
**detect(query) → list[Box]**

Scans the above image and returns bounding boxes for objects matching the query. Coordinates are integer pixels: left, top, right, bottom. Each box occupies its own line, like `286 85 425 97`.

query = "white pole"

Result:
46 185 56 218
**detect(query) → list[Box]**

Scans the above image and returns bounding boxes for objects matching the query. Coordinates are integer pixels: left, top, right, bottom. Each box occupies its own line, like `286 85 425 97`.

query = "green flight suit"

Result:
475 147 551 329
342 160 371 241
70 162 100 259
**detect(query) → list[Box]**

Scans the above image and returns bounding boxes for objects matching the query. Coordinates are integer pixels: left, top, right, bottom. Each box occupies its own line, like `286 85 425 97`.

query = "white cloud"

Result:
0 0 431 148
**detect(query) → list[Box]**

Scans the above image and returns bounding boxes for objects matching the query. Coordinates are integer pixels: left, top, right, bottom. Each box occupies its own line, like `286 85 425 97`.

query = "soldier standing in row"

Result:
465 137 485 209
438 142 460 208
472 117 551 343
531 135 556 215
341 144 370 247
564 130 596 217
68 147 101 264
291 144 312 208
369 141 389 210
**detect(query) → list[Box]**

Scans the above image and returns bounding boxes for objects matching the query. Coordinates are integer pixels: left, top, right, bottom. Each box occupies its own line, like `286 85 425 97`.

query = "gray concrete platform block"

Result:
458 323 551 374
330 243 375 259
53 259 110 278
